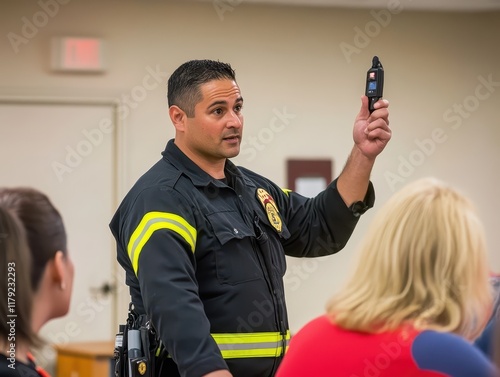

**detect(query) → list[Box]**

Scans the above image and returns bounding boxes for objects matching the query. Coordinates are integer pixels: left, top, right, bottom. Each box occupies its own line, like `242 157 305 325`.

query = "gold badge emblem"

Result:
138 361 147 375
256 188 282 233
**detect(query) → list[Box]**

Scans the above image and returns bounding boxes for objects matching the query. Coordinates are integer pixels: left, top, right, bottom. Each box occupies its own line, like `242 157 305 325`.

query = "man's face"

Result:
183 79 244 163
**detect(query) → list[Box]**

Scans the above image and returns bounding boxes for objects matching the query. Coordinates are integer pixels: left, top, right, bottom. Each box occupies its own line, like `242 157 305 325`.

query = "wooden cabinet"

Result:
55 341 114 377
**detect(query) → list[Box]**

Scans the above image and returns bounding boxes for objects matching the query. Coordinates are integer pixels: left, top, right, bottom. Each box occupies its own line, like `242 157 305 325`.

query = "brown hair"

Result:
0 206 40 346
0 188 67 291
167 59 237 117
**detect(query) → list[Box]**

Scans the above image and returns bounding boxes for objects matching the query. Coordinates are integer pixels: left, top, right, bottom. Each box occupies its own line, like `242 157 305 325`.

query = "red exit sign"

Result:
52 37 105 72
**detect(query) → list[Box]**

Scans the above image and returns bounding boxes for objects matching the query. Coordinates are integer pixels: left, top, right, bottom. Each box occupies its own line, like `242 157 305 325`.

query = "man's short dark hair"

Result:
167 60 237 117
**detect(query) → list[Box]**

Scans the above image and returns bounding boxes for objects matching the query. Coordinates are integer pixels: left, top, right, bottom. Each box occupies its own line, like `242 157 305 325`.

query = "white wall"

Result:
1 0 499 336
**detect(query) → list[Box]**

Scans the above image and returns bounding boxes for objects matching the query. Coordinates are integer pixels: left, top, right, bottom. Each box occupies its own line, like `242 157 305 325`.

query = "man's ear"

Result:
169 105 187 132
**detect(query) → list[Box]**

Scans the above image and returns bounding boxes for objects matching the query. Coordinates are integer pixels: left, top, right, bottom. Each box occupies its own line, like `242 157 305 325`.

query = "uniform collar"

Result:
162 139 251 189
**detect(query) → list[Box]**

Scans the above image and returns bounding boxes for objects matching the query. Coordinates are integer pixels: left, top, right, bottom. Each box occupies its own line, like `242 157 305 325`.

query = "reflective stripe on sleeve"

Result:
211 330 291 359
127 211 197 275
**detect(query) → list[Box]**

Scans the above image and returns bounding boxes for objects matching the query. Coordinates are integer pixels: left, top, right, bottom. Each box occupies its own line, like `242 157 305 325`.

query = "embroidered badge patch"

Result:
256 188 282 233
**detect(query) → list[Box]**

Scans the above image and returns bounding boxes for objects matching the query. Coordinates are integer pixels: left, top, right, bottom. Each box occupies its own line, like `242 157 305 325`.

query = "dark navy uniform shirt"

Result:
110 139 374 377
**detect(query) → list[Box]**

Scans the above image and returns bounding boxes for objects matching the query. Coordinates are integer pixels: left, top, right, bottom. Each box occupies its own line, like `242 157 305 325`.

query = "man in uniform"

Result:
110 59 391 377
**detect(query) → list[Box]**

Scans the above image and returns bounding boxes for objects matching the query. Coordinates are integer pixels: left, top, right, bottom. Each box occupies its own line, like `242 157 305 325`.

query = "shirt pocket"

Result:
206 211 263 285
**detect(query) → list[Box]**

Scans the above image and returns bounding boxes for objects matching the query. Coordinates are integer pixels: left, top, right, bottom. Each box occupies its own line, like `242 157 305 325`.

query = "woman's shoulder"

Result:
0 353 43 377
295 315 334 333
411 330 497 377
290 314 341 344
0 355 19 376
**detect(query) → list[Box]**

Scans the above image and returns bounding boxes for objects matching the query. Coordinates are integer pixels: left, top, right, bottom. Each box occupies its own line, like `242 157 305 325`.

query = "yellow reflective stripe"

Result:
127 212 196 275
281 188 292 196
212 331 290 344
212 331 291 359
158 331 290 359
219 347 285 358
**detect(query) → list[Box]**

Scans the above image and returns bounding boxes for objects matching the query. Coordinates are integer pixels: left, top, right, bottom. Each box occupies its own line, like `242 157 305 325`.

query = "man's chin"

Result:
227 150 240 159
224 145 240 159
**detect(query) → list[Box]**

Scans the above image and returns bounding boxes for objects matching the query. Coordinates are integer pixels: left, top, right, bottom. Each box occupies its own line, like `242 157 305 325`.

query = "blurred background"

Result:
1 0 499 374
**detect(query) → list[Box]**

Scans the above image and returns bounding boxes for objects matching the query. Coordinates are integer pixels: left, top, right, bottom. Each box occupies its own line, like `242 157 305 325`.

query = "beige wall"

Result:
1 0 500 334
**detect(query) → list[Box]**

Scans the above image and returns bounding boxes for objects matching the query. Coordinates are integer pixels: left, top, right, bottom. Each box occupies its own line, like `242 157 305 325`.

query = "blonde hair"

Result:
327 178 492 340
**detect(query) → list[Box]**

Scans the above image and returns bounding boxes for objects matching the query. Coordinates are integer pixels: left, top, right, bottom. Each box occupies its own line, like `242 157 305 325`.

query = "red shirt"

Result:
276 315 496 377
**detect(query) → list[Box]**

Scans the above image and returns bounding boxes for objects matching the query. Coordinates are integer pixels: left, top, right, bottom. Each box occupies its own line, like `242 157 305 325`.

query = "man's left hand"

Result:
353 96 391 160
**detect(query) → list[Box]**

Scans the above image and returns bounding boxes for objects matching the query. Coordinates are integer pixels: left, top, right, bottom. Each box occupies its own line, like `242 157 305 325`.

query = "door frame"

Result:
0 95 126 337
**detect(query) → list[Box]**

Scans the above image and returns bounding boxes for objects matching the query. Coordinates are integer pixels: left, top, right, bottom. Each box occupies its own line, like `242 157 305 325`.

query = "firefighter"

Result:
110 59 391 377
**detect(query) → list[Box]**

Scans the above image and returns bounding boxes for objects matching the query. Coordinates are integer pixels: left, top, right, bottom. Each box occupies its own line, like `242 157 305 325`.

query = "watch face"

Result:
351 201 368 217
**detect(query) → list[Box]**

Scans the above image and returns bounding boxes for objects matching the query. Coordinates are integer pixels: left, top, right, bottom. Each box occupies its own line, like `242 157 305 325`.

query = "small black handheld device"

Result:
365 56 384 113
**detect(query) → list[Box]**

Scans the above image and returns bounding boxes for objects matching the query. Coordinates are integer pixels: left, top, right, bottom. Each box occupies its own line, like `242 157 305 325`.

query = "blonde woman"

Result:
276 178 497 377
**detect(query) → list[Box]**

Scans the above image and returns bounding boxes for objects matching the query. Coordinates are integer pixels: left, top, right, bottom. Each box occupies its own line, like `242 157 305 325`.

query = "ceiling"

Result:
197 0 500 12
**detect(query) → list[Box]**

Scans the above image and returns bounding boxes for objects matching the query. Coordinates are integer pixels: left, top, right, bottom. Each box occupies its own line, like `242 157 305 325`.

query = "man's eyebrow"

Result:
208 100 227 108
208 97 244 109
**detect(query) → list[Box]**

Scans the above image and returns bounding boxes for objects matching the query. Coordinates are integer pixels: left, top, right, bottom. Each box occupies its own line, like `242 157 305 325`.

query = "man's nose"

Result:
227 111 242 128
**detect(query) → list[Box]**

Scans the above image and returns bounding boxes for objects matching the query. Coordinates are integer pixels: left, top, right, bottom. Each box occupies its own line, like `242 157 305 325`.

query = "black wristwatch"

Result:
349 200 370 217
